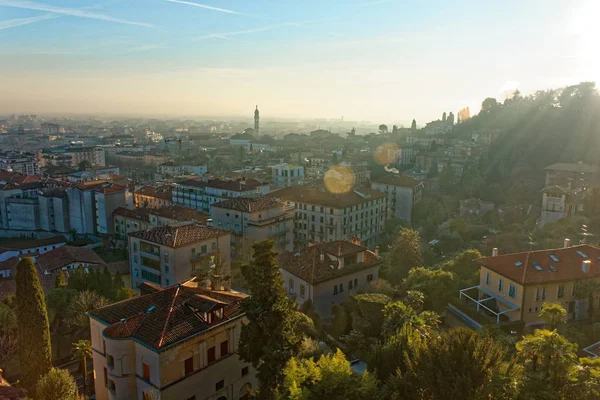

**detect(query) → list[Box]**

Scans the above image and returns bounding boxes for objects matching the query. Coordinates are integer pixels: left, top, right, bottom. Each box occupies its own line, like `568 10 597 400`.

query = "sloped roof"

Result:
135 185 172 201
212 197 281 213
278 242 381 284
113 207 151 222
177 178 265 192
267 186 385 208
129 222 229 248
37 246 105 272
89 281 248 351
149 205 208 223
0 236 67 251
476 244 600 285
371 174 423 188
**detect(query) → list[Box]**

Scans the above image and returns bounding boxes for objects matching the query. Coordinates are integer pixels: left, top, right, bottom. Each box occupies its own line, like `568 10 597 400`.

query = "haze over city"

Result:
1 0 599 121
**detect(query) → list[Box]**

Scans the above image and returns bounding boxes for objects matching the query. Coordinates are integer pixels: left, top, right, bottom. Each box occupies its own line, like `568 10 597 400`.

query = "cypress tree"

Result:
16 257 52 391
54 270 66 288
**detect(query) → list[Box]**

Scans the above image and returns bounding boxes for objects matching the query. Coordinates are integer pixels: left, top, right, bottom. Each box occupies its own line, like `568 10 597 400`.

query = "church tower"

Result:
254 105 260 137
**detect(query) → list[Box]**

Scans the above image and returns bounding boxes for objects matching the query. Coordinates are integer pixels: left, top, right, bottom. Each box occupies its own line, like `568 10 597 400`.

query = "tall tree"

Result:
383 227 423 284
403 267 456 313
442 111 447 122
378 124 388 135
36 368 80 400
54 270 66 288
72 340 92 395
447 111 455 125
15 257 52 391
238 240 303 399
411 119 417 131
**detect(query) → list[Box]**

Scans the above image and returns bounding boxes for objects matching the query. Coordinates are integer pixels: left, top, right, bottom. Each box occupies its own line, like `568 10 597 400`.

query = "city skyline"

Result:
1 0 599 121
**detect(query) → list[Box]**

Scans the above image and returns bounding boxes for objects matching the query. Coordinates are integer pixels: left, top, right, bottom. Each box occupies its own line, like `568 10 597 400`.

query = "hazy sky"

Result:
1 0 599 123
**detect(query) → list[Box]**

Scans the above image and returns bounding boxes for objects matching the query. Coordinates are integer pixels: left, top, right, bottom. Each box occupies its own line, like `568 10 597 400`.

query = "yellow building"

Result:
459 242 600 327
88 280 255 400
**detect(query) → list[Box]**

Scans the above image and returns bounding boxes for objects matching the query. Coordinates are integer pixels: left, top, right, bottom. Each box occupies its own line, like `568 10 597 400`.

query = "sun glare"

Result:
568 0 600 82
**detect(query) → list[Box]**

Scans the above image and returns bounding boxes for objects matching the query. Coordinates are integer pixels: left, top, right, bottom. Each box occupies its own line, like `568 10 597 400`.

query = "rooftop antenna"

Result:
527 232 536 251
580 224 594 244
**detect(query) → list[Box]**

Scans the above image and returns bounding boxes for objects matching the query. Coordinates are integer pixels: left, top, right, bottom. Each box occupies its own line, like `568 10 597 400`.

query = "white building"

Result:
371 175 424 222
183 164 208 175
271 164 304 187
0 151 39 176
172 178 270 213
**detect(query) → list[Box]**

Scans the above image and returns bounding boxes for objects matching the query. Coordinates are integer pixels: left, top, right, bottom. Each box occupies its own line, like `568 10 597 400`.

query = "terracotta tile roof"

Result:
37 246 105 272
476 244 600 285
0 236 67 251
129 222 229 248
149 205 208 223
0 170 40 185
89 281 248 350
135 185 172 201
267 186 386 208
212 197 281 213
278 241 381 284
113 207 150 222
40 165 77 177
545 163 598 173
371 174 423 188
178 178 265 192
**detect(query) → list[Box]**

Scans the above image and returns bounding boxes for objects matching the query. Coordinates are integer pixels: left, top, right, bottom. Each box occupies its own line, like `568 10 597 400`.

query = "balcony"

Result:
139 250 160 261
457 285 520 324
190 251 215 262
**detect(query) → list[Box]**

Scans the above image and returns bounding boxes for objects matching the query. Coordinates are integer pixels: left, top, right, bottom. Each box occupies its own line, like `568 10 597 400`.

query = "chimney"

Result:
492 247 499 257
206 218 213 227
583 260 591 273
375 246 380 257
564 238 571 248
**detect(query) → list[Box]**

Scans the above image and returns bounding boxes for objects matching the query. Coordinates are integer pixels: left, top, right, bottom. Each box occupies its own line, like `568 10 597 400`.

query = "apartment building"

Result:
458 242 600 326
157 161 183 178
371 174 424 223
0 172 45 230
268 186 387 248
172 178 270 213
545 163 599 188
129 222 231 289
390 146 418 165
88 280 256 400
279 240 381 318
271 163 305 187
134 185 172 210
40 146 106 167
66 181 129 235
40 122 62 135
210 197 294 260
0 151 39 176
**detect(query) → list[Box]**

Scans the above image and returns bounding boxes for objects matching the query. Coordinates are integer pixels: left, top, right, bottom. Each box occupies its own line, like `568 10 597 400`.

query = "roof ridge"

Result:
521 251 531 283
158 285 181 348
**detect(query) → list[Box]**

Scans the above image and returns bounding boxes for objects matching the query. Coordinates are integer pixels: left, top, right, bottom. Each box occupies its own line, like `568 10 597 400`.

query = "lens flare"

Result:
374 143 399 165
324 165 354 194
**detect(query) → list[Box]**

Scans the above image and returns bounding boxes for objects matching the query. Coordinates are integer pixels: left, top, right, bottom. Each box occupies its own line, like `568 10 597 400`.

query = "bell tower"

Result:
254 105 260 137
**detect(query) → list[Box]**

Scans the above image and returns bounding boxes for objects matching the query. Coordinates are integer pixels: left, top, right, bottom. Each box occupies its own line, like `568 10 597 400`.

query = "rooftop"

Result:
371 174 423 188
135 185 173 201
37 246 105 272
150 205 208 223
129 222 229 248
278 241 381 284
88 280 248 351
177 177 265 192
212 196 282 213
476 244 600 285
267 186 386 208
545 163 599 174
113 207 151 222
0 235 67 251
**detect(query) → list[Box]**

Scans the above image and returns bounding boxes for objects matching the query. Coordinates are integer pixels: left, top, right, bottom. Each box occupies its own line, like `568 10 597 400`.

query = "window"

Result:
143 363 150 381
339 283 344 293
212 242 217 250
215 379 225 391
220 340 229 357
333 285 338 295
185 357 193 375
349 280 353 290
289 278 294 294
536 288 547 301
242 366 249 376
103 367 108 386
164 252 169 264
300 284 305 298
133 242 138 252
201 244 207 253
367 274 373 282
509 284 516 299
107 354 114 368
485 272 490 285
207 346 216 364
498 279 503 292
558 285 565 298
354 278 358 287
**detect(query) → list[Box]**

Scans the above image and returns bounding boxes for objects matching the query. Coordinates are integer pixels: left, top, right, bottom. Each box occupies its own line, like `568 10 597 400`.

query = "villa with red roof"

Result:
458 240 600 326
